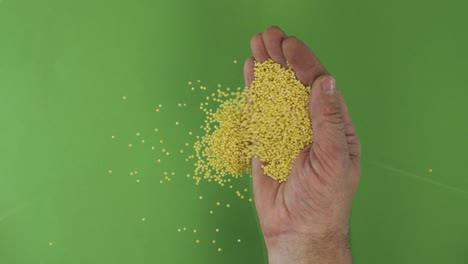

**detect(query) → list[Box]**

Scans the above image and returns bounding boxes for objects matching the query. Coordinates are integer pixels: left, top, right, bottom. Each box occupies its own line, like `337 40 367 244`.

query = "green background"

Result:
1 0 468 263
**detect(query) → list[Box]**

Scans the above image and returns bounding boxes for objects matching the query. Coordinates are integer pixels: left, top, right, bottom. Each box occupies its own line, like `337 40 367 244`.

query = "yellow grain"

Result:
194 59 313 183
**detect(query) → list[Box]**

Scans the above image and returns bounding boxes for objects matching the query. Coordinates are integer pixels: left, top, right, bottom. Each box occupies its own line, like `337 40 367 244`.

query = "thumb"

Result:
309 75 348 161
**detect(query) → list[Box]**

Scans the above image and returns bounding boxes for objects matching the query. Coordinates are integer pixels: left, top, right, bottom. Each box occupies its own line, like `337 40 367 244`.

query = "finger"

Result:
244 56 280 211
244 57 255 86
250 33 269 62
309 76 348 166
262 26 287 67
282 36 328 86
338 94 361 160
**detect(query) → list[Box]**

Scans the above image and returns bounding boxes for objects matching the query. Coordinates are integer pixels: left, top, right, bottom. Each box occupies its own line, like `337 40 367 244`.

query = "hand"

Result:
244 26 361 264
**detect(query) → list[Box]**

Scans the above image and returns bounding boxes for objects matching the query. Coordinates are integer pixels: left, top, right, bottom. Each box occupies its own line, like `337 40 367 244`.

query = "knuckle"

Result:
323 104 344 125
324 103 341 116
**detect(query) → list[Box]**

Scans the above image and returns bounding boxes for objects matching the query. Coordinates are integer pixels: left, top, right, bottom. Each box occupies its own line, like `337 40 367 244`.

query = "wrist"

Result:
265 227 352 264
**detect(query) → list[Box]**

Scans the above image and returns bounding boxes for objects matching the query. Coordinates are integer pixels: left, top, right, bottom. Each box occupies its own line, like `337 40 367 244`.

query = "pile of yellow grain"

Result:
194 59 313 184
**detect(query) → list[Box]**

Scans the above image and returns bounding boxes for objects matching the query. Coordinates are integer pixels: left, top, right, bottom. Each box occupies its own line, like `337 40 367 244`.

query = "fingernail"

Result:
321 76 336 95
